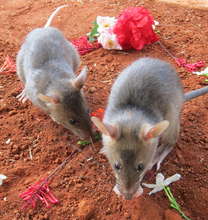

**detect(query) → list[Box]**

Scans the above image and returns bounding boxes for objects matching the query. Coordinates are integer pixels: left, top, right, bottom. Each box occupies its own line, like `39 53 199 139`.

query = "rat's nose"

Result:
123 193 133 200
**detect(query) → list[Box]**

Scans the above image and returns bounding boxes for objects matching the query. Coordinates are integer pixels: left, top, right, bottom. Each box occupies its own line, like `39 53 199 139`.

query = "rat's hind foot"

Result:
16 89 28 103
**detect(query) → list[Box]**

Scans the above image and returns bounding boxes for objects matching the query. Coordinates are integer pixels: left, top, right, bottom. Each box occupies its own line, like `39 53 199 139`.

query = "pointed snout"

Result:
115 183 143 200
123 192 134 200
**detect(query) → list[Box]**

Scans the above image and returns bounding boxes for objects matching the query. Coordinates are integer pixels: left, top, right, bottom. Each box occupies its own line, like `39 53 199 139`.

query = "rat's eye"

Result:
114 163 121 170
137 163 144 172
69 119 77 125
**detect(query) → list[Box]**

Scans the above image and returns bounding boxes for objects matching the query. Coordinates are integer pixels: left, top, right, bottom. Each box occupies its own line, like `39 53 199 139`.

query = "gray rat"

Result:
16 5 92 139
91 57 208 200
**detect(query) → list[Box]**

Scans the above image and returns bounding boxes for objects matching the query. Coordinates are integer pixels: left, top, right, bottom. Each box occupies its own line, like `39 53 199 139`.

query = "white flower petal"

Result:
152 20 159 30
154 20 159 26
98 32 122 50
193 67 208 75
142 183 157 188
164 174 181 186
5 139 11 144
149 186 164 195
96 16 113 26
143 173 181 195
0 174 7 180
97 27 107 34
156 173 165 185
96 16 117 34
0 174 6 186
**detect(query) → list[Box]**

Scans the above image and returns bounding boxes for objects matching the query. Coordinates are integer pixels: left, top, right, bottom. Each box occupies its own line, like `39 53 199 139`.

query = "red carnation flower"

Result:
113 7 159 50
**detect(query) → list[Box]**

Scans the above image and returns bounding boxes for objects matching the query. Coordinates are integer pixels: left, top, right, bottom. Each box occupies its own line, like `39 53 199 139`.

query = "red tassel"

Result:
71 36 101 55
0 55 16 74
19 178 59 209
175 58 205 72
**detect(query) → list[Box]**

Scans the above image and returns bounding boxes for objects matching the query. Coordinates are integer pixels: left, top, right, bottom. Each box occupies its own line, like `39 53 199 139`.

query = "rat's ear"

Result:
38 94 60 104
91 116 120 139
140 120 169 141
71 66 88 90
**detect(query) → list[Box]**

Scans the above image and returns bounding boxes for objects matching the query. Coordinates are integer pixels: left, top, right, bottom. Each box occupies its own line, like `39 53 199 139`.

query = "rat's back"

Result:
106 58 184 119
17 27 79 82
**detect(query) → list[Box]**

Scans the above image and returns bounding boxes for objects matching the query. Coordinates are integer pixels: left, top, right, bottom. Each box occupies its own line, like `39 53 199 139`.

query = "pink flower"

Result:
113 7 159 50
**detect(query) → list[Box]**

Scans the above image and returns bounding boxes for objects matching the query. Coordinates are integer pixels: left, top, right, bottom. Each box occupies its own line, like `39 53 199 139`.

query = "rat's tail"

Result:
44 5 68 28
184 86 208 101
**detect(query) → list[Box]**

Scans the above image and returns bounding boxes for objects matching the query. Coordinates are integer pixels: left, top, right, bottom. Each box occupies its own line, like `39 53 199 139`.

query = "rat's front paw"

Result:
113 184 121 196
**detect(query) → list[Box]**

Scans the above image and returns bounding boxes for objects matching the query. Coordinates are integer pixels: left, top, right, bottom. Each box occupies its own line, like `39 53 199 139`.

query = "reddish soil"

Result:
0 0 207 219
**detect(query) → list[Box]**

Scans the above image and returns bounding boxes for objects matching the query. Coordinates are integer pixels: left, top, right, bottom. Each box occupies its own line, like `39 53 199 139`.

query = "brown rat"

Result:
91 57 208 200
16 5 92 139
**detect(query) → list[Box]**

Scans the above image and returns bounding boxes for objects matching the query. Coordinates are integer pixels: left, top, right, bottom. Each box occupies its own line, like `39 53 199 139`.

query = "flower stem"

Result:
163 186 191 220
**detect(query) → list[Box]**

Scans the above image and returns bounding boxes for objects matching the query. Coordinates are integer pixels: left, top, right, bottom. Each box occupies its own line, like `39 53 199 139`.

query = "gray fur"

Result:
16 25 92 138
102 58 185 200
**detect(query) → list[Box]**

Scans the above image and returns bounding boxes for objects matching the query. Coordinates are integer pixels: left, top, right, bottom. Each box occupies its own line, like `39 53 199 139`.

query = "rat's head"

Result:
91 116 169 200
38 66 92 139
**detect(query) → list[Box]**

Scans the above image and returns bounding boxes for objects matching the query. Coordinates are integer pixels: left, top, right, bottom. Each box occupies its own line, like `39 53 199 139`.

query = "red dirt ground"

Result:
0 0 207 219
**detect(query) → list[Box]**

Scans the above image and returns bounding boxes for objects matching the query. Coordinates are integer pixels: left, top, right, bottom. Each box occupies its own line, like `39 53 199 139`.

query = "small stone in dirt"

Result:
86 157 93 162
105 56 114 63
0 101 8 111
110 66 115 72
124 212 131 219
164 209 183 220
100 52 107 57
5 138 11 144
8 110 17 116
105 208 111 215
88 87 96 93
76 199 95 219
14 154 20 160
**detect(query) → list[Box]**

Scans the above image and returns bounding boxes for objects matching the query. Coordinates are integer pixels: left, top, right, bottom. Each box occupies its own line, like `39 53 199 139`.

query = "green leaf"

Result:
155 29 161 34
77 140 91 146
88 21 99 42
88 35 96 42
94 132 102 141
